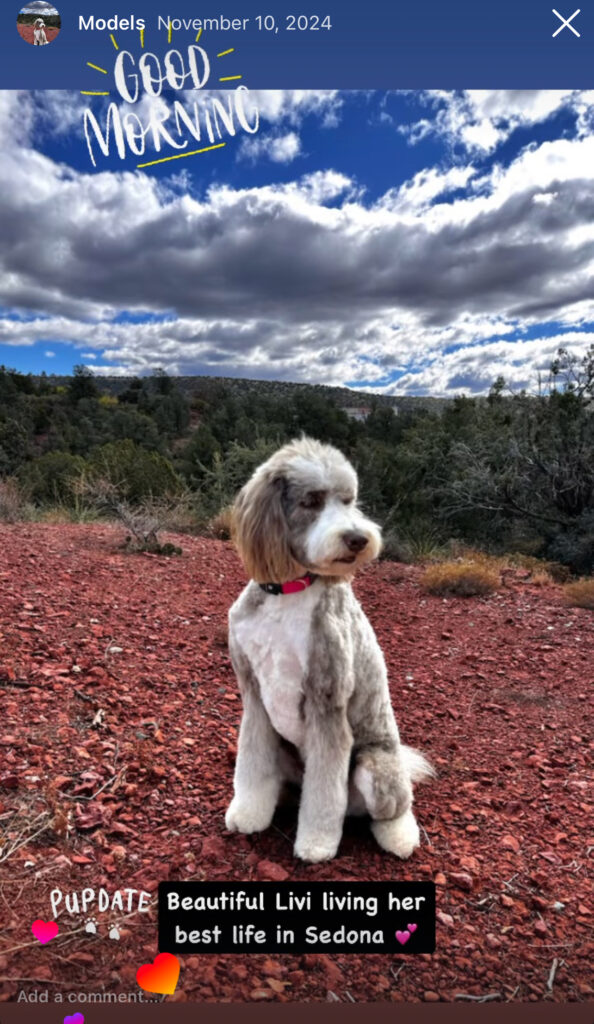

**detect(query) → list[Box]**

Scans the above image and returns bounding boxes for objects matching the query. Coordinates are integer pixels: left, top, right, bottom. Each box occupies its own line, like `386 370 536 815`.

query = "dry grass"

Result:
208 504 234 541
0 478 31 523
420 558 500 597
439 546 568 582
35 506 72 525
529 571 555 587
561 578 594 610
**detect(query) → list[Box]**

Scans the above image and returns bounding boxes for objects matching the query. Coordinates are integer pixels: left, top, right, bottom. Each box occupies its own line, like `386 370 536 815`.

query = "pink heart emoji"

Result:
64 1015 85 1024
31 919 59 944
395 929 411 945
407 923 418 933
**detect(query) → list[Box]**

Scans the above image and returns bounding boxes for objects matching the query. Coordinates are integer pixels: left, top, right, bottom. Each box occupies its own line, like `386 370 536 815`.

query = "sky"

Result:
19 3 59 14
0 88 593 396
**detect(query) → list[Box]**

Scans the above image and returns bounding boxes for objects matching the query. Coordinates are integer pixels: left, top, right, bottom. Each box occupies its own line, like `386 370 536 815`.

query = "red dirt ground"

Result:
0 524 592 1003
16 24 61 45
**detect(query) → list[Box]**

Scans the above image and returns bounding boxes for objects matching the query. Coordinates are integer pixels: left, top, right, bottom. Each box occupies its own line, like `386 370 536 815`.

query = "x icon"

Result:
552 8 581 36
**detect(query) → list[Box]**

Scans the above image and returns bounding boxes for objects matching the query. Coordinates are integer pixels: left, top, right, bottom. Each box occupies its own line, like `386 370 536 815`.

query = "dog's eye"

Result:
300 491 325 510
341 496 354 505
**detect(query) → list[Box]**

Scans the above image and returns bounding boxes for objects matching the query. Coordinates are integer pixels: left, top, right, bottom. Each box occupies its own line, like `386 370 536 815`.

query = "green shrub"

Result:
18 451 87 505
87 439 182 501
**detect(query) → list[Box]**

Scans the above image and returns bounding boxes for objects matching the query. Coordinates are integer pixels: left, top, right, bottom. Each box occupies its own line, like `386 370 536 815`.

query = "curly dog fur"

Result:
225 437 434 863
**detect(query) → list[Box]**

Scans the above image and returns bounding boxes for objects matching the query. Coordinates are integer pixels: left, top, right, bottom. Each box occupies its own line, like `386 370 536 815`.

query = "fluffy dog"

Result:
225 437 434 863
33 18 49 44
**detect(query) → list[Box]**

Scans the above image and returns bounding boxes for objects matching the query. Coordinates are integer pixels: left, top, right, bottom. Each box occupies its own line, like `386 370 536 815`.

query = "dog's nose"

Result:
342 531 368 554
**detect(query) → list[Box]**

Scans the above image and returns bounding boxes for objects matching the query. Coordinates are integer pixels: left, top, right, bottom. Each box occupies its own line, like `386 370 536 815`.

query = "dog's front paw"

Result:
225 796 274 834
294 834 340 863
371 809 420 859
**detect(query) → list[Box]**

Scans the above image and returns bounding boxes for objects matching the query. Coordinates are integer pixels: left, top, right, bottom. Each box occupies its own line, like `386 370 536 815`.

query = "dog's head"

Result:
232 437 382 583
34 18 45 25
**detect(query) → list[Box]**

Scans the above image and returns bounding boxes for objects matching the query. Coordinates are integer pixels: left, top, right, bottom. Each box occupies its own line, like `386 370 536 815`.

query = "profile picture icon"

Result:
17 1 61 45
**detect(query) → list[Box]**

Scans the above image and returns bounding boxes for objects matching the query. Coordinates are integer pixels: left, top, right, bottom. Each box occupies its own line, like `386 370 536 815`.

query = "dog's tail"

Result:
401 745 436 784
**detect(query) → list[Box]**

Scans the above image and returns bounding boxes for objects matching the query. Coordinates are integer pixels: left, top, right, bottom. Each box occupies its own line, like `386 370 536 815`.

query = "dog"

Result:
33 18 49 44
225 436 434 863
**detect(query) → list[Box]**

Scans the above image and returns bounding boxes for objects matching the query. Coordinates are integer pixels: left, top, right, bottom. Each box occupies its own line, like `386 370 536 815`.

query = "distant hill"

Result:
32 373 449 415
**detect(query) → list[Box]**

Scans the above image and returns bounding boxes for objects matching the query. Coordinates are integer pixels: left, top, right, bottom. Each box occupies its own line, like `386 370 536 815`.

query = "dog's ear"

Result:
232 470 300 583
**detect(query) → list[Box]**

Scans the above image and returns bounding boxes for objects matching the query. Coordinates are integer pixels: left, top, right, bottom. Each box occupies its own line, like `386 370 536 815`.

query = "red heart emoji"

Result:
137 952 180 995
407 922 418 933
31 919 59 944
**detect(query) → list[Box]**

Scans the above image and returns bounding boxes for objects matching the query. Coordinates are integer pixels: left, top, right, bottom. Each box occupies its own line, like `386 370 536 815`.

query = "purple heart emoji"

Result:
64 1015 84 1024
395 929 410 945
407 923 418 933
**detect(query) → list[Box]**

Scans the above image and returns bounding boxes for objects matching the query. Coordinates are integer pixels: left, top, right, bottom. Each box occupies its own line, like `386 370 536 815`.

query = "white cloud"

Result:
366 331 594 397
401 90 589 155
244 90 342 127
1 90 593 396
239 130 302 164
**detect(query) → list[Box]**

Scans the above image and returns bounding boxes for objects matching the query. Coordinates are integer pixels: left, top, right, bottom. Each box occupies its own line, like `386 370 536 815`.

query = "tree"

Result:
430 348 594 568
18 451 87 504
68 365 99 403
87 439 182 501
75 476 189 554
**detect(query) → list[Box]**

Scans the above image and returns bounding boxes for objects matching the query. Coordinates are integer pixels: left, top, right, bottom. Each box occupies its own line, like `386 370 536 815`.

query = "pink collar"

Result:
259 572 317 596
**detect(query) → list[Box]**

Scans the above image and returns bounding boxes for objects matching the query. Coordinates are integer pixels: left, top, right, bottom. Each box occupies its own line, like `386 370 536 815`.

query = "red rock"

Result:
534 920 548 937
423 991 440 1001
501 834 521 852
262 959 284 978
449 872 474 891
267 978 287 994
317 955 344 985
256 860 289 882
459 855 480 873
1 522 592 1004
201 836 226 859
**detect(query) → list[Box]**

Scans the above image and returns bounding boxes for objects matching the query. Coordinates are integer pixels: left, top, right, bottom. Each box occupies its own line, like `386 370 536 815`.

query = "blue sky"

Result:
0 88 593 395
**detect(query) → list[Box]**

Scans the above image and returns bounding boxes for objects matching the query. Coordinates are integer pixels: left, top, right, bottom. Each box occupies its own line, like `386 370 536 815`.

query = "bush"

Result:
192 438 281 525
88 439 182 501
381 525 445 564
528 571 555 587
18 451 87 505
561 579 594 609
77 476 190 554
547 511 594 576
208 504 234 540
35 506 72 525
0 477 30 522
420 559 500 597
